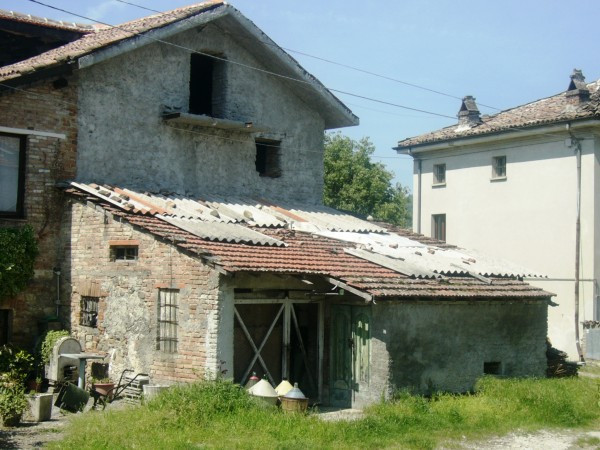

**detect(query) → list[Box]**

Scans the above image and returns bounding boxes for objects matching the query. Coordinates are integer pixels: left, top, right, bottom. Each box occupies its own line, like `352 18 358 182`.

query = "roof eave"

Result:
395 118 600 155
74 4 357 129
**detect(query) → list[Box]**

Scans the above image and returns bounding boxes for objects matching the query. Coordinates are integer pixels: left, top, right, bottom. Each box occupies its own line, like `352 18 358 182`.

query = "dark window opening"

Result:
492 156 506 179
433 163 446 185
0 133 26 217
0 309 12 345
255 139 281 178
189 53 215 115
432 214 446 241
111 246 138 261
80 296 99 327
483 361 502 375
158 289 178 353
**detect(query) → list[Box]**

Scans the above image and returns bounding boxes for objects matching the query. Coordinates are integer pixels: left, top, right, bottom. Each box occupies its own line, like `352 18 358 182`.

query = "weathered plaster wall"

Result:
66 201 222 383
371 300 548 395
0 77 78 348
77 23 326 203
413 131 599 358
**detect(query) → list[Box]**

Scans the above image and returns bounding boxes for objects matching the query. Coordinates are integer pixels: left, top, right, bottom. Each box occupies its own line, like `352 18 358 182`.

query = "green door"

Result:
330 305 371 407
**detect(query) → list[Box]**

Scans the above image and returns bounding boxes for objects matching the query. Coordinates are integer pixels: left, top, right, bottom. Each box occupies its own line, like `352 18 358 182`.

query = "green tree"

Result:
323 133 411 227
0 225 38 300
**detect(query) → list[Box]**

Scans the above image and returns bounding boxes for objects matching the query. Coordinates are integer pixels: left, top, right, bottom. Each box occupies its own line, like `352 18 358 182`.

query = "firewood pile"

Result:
546 339 579 377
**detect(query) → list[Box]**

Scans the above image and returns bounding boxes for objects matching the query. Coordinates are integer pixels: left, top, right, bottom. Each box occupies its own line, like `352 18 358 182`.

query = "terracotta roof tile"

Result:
397 79 600 149
0 1 224 81
65 186 551 301
0 8 96 33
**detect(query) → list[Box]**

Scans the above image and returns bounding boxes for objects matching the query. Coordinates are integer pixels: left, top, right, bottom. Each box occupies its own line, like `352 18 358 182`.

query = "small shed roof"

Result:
65 182 551 301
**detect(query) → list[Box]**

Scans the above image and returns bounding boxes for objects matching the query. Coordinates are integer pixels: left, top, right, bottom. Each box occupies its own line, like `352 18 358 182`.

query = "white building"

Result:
395 70 600 359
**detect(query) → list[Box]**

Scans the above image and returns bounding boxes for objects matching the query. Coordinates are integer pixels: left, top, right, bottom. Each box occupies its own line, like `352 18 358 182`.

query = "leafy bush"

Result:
0 345 34 383
0 382 28 423
0 225 38 300
40 330 70 365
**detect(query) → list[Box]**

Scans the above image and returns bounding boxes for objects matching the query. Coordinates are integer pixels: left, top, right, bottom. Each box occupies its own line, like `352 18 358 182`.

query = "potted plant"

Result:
0 381 28 427
26 389 54 422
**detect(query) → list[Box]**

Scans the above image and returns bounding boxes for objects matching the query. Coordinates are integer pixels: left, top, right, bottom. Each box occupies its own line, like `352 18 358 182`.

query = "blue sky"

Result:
5 0 600 190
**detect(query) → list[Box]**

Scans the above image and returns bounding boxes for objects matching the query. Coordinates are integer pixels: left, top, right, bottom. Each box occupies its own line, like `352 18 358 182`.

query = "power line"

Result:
112 0 501 111
24 0 456 120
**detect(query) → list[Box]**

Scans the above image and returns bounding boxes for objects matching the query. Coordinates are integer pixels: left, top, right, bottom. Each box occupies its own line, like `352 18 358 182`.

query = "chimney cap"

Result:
566 69 589 103
457 95 481 127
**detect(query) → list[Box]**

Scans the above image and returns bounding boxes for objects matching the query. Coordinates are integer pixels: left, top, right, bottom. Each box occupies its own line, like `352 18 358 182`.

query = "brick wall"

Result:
0 76 78 349
65 200 222 383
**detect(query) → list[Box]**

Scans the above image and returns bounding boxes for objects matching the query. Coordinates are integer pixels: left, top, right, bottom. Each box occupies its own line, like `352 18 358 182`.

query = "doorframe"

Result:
234 298 324 401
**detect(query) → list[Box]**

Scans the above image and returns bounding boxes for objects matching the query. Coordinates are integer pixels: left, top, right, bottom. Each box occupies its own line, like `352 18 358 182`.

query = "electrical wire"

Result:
112 0 502 111
24 0 456 120
79 0 579 140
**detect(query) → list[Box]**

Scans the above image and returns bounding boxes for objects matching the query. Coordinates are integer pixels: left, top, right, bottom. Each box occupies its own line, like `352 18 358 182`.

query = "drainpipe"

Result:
570 128 584 362
53 267 61 318
412 153 422 234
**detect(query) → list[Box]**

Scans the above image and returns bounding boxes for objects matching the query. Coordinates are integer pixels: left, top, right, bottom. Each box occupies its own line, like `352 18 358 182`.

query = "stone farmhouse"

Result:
396 70 600 361
1 2 551 407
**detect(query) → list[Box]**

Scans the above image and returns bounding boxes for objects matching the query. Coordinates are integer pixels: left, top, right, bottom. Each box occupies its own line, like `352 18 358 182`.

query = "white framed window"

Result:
432 214 446 241
492 156 506 179
157 289 178 353
433 163 446 185
0 133 26 217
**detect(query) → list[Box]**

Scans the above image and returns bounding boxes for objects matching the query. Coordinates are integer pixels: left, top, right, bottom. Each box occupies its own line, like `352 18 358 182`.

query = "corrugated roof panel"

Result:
345 248 438 279
271 202 386 233
159 216 285 246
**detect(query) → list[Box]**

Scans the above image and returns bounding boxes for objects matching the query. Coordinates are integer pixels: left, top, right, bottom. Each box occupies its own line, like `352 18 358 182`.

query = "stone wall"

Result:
370 300 548 396
65 201 222 383
76 24 326 203
0 77 78 348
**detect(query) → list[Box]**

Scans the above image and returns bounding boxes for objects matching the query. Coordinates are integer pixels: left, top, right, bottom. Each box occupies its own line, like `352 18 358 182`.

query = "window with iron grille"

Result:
432 214 446 241
111 246 138 261
157 289 178 353
433 163 446 185
80 296 99 327
492 156 506 179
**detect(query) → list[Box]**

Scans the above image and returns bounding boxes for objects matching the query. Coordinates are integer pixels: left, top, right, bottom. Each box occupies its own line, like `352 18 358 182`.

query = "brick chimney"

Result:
566 69 590 104
457 95 481 128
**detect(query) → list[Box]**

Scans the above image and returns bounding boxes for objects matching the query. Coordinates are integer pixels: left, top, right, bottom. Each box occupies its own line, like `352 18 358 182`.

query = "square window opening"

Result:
255 139 281 178
111 245 138 261
80 296 99 327
483 361 502 375
0 133 26 217
433 163 446 185
432 214 446 241
157 288 178 353
492 156 506 179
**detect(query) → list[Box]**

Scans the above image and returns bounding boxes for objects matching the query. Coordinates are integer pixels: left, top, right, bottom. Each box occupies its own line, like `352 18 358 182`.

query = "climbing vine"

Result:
0 225 38 300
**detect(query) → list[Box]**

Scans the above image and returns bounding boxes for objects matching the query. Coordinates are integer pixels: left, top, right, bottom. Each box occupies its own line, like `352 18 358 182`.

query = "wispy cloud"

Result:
85 0 127 23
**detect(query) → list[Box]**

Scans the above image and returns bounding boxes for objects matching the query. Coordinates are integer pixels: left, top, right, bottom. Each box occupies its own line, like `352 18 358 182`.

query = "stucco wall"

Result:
370 300 548 395
412 131 599 357
66 201 222 383
76 23 326 203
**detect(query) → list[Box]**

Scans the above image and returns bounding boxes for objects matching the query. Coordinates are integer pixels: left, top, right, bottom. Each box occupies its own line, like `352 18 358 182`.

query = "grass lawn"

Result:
49 376 600 449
